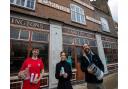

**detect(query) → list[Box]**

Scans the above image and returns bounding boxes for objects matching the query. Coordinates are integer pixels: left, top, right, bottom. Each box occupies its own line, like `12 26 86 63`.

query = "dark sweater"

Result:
55 61 73 89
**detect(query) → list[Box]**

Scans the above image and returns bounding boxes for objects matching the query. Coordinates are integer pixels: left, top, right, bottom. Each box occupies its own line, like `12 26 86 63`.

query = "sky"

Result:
108 0 118 22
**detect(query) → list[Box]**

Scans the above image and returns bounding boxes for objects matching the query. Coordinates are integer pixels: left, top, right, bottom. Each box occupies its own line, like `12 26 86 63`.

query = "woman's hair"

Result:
60 51 67 57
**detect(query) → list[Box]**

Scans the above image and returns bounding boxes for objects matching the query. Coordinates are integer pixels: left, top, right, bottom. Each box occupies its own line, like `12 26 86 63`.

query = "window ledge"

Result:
10 3 35 11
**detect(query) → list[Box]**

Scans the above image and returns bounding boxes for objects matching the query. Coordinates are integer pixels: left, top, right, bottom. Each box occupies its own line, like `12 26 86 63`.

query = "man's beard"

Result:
84 49 90 54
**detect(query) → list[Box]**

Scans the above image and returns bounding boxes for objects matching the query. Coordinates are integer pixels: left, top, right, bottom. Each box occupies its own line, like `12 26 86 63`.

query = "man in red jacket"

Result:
18 48 44 89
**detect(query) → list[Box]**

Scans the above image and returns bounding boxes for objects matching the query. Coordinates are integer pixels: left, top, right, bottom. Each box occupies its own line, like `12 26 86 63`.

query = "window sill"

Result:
71 20 87 26
10 3 35 12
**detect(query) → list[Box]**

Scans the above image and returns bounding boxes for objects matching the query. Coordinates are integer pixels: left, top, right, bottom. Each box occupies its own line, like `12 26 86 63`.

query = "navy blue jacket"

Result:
80 53 104 84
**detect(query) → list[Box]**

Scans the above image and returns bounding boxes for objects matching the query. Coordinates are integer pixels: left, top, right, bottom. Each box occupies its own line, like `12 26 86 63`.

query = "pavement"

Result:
73 72 118 89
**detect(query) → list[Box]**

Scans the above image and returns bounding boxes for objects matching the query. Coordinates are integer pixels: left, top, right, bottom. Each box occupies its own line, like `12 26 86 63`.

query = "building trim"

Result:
38 0 70 13
72 0 94 10
86 16 101 24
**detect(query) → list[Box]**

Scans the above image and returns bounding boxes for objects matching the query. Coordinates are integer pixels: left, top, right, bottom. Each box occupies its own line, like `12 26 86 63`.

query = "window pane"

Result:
32 31 48 42
77 13 81 23
26 0 31 8
31 43 49 72
10 40 28 75
81 15 85 24
100 17 110 32
10 27 20 39
26 0 35 9
16 0 20 5
63 45 75 69
30 2 34 8
20 30 29 40
79 38 88 45
89 40 97 46
75 38 80 45
63 35 74 44
71 11 76 21
16 0 25 6
10 0 14 3
21 0 25 6
79 38 84 45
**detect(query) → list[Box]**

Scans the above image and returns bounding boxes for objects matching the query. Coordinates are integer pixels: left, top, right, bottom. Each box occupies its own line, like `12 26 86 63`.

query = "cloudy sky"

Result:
108 0 118 22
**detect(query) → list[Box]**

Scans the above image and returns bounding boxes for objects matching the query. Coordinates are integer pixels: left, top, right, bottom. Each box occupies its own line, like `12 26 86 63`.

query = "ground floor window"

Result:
103 41 118 64
63 34 98 69
63 45 75 69
10 40 28 75
10 27 49 75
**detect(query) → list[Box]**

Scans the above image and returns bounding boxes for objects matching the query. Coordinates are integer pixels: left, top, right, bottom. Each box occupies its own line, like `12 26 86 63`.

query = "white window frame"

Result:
10 27 30 41
31 31 49 43
10 0 36 10
100 17 110 32
19 30 30 41
70 4 86 25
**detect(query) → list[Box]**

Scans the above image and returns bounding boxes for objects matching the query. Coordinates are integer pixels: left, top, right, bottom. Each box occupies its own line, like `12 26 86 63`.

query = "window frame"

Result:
31 31 49 43
100 17 110 32
70 4 86 25
10 27 30 41
10 0 36 10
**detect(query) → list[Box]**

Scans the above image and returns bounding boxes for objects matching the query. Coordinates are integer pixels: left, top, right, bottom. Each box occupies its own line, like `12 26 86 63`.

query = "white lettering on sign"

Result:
73 0 94 10
38 0 70 13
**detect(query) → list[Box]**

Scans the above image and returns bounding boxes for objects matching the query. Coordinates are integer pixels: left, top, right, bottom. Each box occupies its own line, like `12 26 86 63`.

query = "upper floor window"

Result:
100 17 110 32
70 4 86 25
10 0 36 9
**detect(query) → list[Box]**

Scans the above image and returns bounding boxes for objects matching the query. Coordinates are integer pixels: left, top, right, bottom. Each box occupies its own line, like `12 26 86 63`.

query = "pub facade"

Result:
10 0 118 89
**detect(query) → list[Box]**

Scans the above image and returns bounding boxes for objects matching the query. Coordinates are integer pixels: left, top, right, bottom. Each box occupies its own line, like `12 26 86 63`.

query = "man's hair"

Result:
60 51 67 57
29 47 40 57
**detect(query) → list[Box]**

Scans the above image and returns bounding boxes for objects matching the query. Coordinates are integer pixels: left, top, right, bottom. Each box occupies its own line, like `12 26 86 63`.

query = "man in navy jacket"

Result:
80 44 106 89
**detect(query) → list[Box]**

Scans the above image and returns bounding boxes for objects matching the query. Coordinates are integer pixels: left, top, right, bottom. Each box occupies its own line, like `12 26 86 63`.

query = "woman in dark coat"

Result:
55 51 73 89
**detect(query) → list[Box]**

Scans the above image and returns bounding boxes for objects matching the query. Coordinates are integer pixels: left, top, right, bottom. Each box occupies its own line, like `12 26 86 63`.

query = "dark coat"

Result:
55 61 73 89
80 53 104 84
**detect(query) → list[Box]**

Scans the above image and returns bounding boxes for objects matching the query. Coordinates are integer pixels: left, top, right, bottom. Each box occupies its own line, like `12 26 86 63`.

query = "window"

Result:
10 40 28 75
63 45 75 69
20 30 29 40
70 4 86 25
11 0 14 3
10 27 30 40
32 31 48 42
63 35 74 44
10 0 36 9
88 40 97 47
10 27 20 39
100 17 110 32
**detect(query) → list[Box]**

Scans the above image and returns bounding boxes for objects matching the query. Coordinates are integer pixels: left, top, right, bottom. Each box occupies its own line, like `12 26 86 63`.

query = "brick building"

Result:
10 0 118 89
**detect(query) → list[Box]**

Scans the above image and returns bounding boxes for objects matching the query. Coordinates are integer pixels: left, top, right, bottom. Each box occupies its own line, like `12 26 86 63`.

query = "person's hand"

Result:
33 78 40 84
18 71 26 79
87 66 94 74
60 72 63 76
63 73 68 78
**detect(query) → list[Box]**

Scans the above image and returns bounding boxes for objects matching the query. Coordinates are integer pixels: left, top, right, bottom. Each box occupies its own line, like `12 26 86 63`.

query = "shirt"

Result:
20 57 44 89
